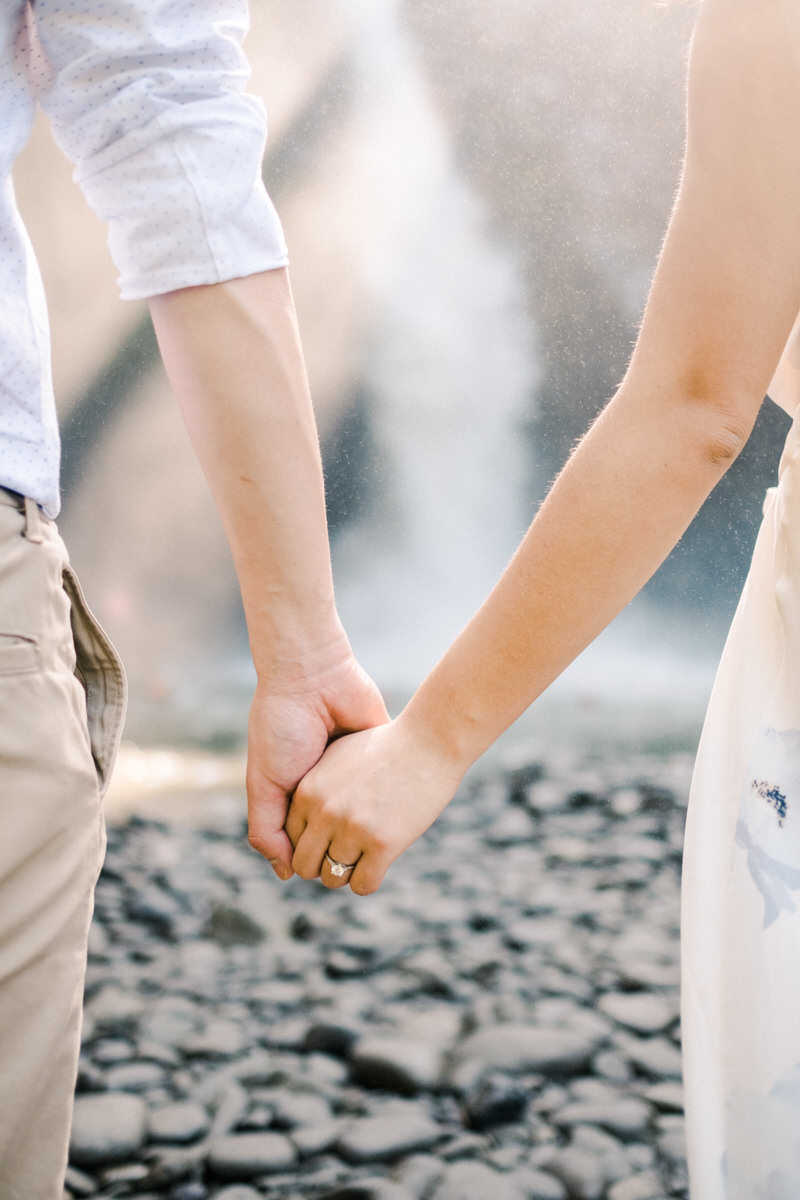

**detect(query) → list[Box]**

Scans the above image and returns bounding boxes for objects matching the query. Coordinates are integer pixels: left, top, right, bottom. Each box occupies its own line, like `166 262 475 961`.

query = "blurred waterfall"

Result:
329 0 539 697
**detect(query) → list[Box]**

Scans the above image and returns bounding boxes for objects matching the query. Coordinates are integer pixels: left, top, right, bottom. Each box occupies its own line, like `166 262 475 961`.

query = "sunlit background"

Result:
12 0 789 807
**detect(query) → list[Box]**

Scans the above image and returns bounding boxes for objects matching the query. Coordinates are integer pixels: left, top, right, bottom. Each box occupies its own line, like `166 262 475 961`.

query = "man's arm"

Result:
149 268 387 880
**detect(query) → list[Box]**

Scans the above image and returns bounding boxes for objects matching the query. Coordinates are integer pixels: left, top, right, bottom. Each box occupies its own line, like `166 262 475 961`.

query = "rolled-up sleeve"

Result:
33 0 289 299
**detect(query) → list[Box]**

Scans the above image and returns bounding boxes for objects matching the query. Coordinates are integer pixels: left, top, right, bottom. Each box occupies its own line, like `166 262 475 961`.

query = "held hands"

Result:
246 652 389 881
285 716 465 895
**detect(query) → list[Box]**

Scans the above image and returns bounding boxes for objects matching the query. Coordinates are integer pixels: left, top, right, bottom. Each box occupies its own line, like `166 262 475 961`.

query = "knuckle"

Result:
341 813 366 841
371 832 390 856
247 831 269 858
350 876 378 897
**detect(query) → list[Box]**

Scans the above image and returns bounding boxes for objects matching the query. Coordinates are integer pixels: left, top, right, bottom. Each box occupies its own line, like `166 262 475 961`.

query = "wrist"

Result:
251 617 357 692
394 698 477 784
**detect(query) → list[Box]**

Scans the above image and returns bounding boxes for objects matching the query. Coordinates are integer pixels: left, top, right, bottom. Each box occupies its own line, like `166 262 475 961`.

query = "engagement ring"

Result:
324 852 357 878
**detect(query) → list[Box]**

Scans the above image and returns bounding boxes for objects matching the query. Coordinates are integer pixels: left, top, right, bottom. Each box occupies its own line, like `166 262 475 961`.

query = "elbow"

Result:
700 413 753 469
678 371 761 470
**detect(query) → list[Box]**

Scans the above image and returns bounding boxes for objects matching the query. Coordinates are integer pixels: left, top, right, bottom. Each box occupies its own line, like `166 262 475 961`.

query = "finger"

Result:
292 820 333 881
348 849 393 897
246 774 295 881
319 843 363 890
284 801 307 851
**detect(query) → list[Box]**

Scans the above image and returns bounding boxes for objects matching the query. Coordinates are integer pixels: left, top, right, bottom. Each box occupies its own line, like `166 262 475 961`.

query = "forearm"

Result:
148 268 345 681
398 385 755 773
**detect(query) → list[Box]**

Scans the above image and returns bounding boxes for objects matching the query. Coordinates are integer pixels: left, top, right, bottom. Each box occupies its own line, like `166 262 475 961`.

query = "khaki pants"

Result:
0 491 125 1199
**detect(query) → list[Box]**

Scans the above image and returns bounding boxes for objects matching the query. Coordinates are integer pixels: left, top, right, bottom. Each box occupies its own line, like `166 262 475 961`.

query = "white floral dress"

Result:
682 314 800 1199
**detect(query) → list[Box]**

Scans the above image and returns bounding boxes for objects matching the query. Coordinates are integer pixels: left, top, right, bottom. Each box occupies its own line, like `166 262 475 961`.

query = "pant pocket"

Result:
62 566 127 797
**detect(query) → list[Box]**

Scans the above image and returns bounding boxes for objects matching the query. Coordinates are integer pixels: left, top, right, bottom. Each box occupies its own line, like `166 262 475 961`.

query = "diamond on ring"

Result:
324 851 357 878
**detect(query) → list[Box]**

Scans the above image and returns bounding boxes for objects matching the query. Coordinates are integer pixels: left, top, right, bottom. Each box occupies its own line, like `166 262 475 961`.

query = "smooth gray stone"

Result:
261 1017 311 1050
103 1061 167 1093
555 1098 652 1139
606 1172 664 1200
452 1024 602 1090
290 1118 346 1158
266 1089 331 1129
643 1081 684 1113
350 1036 444 1095
538 1148 607 1200
90 1038 136 1065
598 994 677 1036
97 1162 149 1187
463 1075 529 1131
655 1114 686 1165
136 1145 207 1189
69 1093 148 1167
618 1036 683 1080
315 1180 417 1200
148 1101 209 1144
212 1189 263 1200
181 1017 247 1059
128 890 180 937
136 1038 181 1067
138 1000 202 1047
304 1019 361 1059
616 959 680 991
508 1168 568 1200
395 1152 445 1196
206 1084 253 1137
337 1114 445 1164
202 903 267 947
170 1184 207 1200
63 1164 98 1196
592 1051 633 1083
429 1160 526 1200
207 1132 297 1179
84 986 144 1036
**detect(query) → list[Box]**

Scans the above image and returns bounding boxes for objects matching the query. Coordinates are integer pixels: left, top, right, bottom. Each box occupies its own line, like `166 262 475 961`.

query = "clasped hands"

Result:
245 653 463 896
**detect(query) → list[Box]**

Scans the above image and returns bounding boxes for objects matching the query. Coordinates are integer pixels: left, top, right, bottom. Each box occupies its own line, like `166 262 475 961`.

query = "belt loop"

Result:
23 496 43 544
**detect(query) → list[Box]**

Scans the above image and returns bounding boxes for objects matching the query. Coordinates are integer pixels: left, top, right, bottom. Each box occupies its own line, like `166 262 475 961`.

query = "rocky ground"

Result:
66 746 692 1200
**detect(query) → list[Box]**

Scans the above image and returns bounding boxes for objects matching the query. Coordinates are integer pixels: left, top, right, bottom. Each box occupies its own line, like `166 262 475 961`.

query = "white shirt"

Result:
0 0 288 517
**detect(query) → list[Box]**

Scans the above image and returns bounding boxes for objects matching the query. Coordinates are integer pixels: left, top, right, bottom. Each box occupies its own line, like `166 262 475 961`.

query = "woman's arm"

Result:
287 0 800 894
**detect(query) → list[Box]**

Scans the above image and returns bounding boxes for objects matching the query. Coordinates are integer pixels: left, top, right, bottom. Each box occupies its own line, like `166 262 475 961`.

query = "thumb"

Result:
330 665 390 735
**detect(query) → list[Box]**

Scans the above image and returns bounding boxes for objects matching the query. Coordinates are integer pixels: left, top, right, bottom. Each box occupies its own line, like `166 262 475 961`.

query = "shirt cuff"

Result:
74 95 289 300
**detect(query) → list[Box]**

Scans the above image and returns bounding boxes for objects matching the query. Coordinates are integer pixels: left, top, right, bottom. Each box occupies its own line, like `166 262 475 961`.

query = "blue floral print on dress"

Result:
736 727 800 929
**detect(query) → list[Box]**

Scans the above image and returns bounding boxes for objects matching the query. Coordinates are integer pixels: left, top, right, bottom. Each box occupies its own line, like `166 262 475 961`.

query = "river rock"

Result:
69 1093 148 1167
655 1114 686 1164
451 1023 602 1089
305 1019 361 1058
291 1118 347 1158
103 1060 167 1092
350 1035 444 1094
606 1173 664 1200
265 1090 331 1129
598 993 677 1035
84 986 144 1036
207 1132 297 1179
317 1180 417 1200
149 1101 209 1143
463 1074 529 1130
619 1036 683 1080
508 1167 568 1200
212 1189 263 1200
63 1165 98 1197
644 1081 684 1113
429 1160 527 1200
537 1147 607 1200
554 1097 652 1139
337 1114 445 1164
